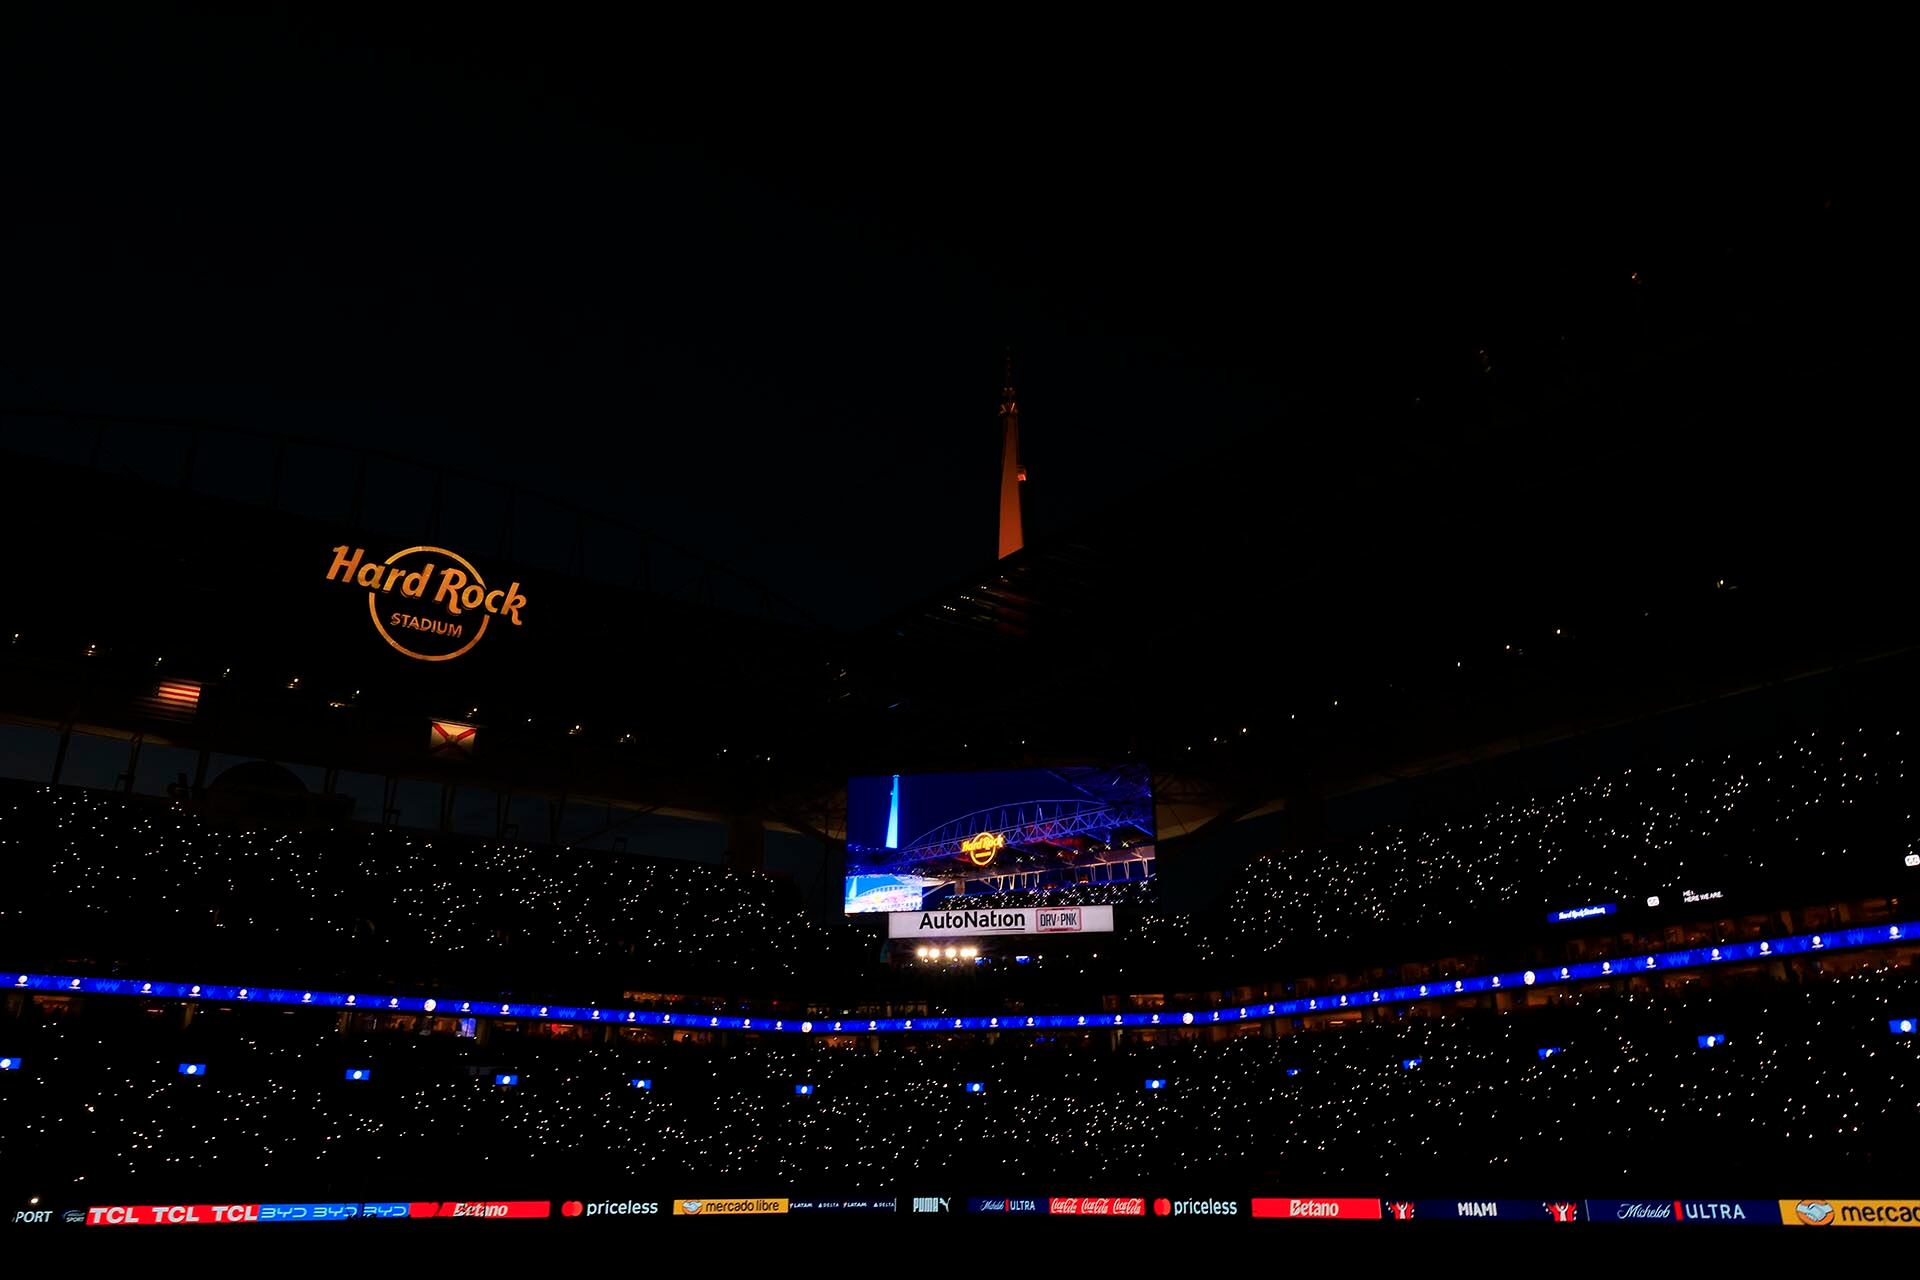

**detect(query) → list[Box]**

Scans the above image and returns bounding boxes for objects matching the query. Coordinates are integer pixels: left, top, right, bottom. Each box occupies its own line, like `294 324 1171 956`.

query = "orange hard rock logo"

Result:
960 831 1005 867
325 545 527 661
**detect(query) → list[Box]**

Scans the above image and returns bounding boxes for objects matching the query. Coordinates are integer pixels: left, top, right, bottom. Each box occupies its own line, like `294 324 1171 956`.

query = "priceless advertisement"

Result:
1153 1198 1239 1217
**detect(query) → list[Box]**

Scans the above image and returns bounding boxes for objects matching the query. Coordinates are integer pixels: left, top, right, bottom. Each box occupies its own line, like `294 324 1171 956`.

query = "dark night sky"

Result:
0 8 1874 626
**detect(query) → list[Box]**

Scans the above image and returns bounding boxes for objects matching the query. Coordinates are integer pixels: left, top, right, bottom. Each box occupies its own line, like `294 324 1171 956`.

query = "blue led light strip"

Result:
7 920 1911 1035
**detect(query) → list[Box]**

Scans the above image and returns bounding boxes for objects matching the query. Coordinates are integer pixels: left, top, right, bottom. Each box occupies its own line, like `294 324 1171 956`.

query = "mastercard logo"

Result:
561 1201 583 1218
1153 1198 1172 1216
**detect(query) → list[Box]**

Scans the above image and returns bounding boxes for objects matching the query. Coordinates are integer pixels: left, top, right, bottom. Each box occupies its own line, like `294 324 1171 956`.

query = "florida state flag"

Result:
429 719 478 759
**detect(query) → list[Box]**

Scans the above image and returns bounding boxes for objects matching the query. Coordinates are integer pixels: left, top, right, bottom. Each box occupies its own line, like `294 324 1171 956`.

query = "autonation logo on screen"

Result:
888 906 1116 939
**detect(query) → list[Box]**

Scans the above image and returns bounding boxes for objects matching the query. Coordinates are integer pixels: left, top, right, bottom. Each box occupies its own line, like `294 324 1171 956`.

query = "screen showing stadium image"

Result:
843 765 1155 914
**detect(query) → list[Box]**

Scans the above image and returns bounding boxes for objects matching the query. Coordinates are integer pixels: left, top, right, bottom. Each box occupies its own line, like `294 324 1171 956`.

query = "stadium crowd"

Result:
1 967 1913 1196
0 723 1912 999
1223 727 1912 956
0 783 868 994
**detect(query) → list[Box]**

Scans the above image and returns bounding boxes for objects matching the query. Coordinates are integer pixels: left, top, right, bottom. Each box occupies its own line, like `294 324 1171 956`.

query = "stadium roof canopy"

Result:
3 180 1908 861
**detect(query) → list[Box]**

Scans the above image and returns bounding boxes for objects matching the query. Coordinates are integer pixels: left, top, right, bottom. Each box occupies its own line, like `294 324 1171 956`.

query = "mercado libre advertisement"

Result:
843 765 1155 914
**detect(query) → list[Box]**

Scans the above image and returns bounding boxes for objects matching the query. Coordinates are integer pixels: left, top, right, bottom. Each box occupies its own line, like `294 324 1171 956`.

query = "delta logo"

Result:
325 544 527 662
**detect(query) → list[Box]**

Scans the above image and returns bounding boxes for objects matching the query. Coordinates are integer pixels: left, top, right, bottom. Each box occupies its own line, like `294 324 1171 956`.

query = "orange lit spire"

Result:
997 353 1025 559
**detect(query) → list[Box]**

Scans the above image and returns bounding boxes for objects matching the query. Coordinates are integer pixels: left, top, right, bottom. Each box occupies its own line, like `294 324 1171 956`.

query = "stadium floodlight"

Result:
631 1078 653 1090
960 946 977 958
1144 1078 1167 1091
1891 1019 1916 1035
345 1068 371 1081
944 947 958 959
178 1063 207 1076
794 1084 815 1096
1906 853 1919 867
0 1057 18 1071
1401 1058 1423 1070
493 1073 519 1086
1696 1035 1725 1049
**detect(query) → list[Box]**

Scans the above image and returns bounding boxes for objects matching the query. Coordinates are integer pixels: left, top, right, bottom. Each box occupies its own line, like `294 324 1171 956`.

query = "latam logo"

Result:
1250 1198 1383 1220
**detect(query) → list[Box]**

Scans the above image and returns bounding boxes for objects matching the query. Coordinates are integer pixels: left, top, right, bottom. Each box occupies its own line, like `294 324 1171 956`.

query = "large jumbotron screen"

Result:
844 765 1156 914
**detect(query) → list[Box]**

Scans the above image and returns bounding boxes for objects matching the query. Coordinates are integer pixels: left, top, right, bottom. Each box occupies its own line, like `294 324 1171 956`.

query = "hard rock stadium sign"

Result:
325 545 527 662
